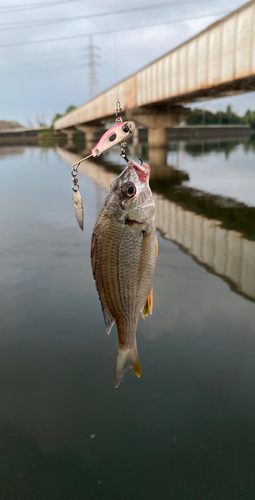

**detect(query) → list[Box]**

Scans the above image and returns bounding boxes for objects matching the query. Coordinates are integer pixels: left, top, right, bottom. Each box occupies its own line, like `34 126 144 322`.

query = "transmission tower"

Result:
85 36 100 99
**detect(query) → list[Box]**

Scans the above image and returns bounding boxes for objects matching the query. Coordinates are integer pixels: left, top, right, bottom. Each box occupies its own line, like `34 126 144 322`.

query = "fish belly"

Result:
91 214 156 344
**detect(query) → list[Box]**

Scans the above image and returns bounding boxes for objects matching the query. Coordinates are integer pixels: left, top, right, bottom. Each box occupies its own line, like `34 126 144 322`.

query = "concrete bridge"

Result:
54 1 255 149
56 147 255 303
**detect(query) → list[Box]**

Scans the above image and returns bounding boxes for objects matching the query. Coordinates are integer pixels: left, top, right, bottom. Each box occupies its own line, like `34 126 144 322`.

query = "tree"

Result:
51 113 63 128
66 105 77 114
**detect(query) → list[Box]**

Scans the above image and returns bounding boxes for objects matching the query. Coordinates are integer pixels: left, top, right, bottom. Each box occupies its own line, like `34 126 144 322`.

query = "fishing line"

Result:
70 0 133 231
111 0 120 108
0 0 83 15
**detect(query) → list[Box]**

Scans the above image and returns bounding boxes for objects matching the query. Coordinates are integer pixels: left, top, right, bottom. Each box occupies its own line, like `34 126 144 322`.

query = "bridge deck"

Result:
55 1 255 130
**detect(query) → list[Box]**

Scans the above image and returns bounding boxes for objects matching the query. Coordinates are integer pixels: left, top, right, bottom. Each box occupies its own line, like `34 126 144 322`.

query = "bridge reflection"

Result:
57 146 255 303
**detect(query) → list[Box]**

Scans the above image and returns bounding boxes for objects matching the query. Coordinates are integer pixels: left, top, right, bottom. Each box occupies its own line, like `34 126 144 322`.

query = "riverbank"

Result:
0 127 64 143
139 124 253 143
0 124 253 144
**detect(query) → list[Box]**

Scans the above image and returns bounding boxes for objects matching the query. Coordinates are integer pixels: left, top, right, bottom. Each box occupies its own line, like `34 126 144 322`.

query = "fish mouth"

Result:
129 160 150 183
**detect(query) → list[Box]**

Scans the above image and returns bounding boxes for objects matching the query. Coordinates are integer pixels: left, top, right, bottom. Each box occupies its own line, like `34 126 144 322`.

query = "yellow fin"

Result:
148 286 153 314
133 359 141 378
155 235 158 258
141 300 149 319
141 287 153 319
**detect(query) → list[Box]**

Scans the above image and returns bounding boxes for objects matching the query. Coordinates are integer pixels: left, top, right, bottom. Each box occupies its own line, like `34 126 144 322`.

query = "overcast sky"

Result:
1 0 254 126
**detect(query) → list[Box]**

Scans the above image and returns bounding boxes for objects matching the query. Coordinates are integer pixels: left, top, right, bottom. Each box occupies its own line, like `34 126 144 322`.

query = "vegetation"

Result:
51 105 77 128
187 105 255 130
36 105 78 145
37 129 66 147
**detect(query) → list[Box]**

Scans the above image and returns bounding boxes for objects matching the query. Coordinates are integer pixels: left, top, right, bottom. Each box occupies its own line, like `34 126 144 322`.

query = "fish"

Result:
91 159 157 387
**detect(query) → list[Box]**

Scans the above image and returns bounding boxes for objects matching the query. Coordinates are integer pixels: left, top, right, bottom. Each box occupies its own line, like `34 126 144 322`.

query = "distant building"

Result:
0 120 24 130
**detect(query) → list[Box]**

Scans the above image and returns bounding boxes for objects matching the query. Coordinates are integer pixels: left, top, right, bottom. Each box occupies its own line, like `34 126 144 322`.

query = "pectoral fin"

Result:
102 305 115 335
155 235 158 258
141 287 153 319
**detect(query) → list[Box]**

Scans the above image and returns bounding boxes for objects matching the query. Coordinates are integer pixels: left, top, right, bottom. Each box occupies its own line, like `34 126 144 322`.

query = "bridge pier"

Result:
61 128 76 146
148 128 168 148
148 147 168 175
130 127 140 157
126 106 190 148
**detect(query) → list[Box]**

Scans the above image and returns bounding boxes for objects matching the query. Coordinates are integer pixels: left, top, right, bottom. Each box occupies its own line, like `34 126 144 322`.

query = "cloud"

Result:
0 0 252 123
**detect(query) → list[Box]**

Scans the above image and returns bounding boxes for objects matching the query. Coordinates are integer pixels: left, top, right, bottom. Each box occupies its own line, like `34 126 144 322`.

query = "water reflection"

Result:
57 144 255 303
183 136 255 158
0 145 26 159
1 140 255 498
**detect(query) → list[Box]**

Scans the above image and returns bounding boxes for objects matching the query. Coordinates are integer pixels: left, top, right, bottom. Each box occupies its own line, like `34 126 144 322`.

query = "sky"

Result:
1 0 254 126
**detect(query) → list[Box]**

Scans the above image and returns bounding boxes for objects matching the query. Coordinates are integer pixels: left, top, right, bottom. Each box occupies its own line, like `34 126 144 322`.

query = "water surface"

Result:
1 138 255 499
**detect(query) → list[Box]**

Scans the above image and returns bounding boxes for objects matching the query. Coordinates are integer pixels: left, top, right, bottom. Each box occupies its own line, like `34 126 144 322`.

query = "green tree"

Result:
51 105 77 128
66 105 77 114
51 113 63 128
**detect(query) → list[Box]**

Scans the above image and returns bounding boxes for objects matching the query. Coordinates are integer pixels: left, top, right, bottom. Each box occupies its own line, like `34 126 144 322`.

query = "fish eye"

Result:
122 182 136 198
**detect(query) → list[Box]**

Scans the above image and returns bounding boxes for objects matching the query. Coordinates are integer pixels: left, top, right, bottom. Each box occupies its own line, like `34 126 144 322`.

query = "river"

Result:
1 136 255 499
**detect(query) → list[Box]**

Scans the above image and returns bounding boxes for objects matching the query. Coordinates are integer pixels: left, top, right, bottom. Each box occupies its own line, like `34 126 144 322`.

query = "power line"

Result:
0 60 116 100
2 55 81 69
0 0 83 15
1 47 85 67
1 47 127 75
0 62 86 77
0 58 117 78
0 0 208 30
0 10 228 49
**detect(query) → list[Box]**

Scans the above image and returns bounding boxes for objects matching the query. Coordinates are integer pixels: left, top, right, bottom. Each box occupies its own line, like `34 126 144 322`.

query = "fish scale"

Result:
91 160 156 386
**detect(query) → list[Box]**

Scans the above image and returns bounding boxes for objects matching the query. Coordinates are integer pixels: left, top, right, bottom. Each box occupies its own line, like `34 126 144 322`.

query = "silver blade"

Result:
72 190 84 231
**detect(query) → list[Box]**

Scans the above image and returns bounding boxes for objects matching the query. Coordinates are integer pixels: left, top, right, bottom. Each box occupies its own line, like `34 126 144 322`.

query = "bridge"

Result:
54 1 255 149
57 147 255 304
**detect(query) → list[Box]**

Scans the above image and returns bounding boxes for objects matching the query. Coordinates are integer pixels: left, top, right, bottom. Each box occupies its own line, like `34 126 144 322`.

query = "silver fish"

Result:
91 159 158 386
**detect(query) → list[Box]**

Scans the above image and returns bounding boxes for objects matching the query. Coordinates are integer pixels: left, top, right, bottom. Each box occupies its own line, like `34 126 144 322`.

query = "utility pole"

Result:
85 36 100 99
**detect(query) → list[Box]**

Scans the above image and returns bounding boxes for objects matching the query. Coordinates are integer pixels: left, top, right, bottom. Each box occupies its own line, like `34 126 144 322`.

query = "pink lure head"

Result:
129 159 150 183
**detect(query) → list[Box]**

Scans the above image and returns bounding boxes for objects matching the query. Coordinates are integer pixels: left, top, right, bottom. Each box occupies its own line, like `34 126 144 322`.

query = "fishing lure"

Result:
71 101 135 230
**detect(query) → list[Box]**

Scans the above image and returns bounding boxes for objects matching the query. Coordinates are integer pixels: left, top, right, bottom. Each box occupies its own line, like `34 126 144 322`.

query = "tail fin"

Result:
114 345 141 388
